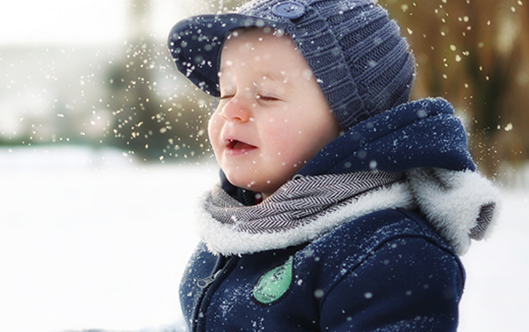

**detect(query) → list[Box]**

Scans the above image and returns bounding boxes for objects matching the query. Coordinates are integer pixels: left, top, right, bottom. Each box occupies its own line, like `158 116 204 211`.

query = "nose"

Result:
220 95 252 123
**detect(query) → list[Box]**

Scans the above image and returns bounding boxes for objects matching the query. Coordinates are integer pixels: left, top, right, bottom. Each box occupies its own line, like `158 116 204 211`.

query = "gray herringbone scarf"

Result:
203 171 405 235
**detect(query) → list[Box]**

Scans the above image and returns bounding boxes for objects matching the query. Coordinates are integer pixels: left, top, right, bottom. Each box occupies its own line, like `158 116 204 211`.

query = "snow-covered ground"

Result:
0 146 527 332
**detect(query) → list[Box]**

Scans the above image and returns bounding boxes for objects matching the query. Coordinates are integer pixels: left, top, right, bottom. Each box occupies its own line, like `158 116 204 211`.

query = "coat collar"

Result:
298 97 476 176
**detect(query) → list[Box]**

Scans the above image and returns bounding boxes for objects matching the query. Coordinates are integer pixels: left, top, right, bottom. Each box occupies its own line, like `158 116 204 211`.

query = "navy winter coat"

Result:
179 98 498 332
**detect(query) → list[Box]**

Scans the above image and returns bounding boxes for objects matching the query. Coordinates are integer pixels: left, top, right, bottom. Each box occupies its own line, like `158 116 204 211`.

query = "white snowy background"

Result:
0 146 212 332
0 146 528 332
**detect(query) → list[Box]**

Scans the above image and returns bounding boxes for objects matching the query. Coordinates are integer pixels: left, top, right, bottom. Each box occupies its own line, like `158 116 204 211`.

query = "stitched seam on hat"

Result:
344 21 400 66
368 56 415 111
354 38 409 84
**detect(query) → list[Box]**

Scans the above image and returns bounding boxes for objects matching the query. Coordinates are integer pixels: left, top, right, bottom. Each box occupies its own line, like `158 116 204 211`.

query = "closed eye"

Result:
256 95 280 102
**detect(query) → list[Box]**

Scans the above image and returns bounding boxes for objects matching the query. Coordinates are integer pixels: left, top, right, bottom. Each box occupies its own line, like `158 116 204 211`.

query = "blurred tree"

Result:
105 0 210 162
380 0 529 176
217 0 246 11
189 0 245 13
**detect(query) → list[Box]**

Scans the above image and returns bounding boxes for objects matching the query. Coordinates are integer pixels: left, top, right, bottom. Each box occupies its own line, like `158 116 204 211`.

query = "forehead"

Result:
222 28 299 58
219 28 309 76
226 27 287 41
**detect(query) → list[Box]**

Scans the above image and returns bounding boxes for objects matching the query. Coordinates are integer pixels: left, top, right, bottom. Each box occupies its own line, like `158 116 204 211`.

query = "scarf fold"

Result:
199 171 414 255
197 168 500 256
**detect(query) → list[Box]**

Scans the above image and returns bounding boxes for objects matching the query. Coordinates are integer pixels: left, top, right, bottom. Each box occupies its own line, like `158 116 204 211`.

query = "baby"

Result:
168 0 500 331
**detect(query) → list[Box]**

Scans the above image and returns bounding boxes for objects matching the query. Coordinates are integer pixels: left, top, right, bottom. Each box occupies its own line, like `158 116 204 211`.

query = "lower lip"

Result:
224 146 257 156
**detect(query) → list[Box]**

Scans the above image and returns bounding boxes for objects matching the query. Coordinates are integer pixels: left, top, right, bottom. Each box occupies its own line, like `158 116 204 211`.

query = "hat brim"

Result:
167 13 290 97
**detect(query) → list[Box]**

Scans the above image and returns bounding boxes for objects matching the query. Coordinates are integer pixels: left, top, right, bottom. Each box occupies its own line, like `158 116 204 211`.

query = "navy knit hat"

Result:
168 0 415 130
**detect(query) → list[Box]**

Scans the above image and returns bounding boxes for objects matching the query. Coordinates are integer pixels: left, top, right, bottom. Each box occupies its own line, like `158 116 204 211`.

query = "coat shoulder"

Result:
297 208 464 286
311 208 457 255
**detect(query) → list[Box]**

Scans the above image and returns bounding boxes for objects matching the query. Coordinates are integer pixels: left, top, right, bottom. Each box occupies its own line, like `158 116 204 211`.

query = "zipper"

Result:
240 188 255 206
197 269 223 288
193 256 235 332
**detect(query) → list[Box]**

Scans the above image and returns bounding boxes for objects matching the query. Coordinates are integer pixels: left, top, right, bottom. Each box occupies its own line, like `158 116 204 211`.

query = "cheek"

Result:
265 113 336 163
207 112 222 148
261 119 302 159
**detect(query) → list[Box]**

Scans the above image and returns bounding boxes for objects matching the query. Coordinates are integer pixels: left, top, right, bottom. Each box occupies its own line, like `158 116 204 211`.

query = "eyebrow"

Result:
218 69 293 89
260 70 284 82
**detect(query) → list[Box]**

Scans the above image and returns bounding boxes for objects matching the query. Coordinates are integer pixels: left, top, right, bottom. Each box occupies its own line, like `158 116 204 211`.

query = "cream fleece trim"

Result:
406 168 501 255
195 182 415 255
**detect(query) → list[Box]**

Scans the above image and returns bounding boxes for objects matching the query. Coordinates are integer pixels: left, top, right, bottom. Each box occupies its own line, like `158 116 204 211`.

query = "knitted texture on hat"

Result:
167 0 416 129
236 0 415 129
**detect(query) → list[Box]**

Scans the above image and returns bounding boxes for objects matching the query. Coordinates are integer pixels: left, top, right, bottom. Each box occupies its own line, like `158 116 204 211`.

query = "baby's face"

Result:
208 28 341 198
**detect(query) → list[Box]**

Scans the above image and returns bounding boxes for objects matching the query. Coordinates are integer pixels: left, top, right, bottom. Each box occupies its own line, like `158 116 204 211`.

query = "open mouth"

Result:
226 139 256 152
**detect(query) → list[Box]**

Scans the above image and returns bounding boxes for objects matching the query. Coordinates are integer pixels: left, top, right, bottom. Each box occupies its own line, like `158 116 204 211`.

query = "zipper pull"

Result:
197 269 222 288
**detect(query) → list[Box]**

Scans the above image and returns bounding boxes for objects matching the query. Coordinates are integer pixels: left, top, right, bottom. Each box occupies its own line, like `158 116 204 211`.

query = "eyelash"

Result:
256 95 279 102
218 94 279 102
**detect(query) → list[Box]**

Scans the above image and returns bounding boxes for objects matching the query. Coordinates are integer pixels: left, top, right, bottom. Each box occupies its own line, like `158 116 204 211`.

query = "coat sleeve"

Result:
319 236 464 332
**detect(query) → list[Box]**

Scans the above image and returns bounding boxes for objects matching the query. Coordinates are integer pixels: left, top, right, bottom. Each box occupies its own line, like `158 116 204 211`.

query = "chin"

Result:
224 172 254 190
225 175 266 193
